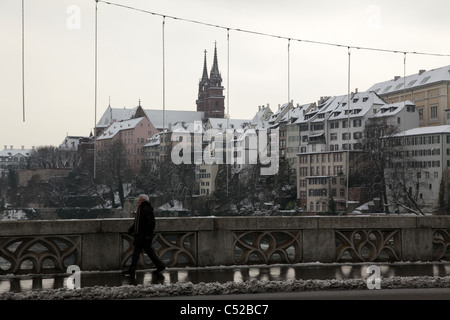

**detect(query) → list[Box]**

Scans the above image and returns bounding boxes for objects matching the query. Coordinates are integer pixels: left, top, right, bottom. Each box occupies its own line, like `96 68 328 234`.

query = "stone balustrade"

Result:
1 216 450 275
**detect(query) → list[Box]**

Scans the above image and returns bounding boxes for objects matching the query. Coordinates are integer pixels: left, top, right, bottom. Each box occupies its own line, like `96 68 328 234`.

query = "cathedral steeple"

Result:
201 50 209 85
196 42 225 119
209 42 222 87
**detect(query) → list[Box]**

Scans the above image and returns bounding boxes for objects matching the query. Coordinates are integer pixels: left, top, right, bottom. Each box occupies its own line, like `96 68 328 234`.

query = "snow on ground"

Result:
0 209 28 221
1 275 450 300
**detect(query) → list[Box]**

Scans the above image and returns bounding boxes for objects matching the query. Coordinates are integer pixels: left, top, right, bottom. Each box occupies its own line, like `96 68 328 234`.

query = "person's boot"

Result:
152 265 166 275
121 269 135 277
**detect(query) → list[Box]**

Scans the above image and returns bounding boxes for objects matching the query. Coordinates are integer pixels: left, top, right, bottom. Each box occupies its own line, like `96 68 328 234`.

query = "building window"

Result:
431 105 438 119
418 108 424 121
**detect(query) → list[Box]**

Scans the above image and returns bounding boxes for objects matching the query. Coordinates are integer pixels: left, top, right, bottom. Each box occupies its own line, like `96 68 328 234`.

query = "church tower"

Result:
196 42 225 119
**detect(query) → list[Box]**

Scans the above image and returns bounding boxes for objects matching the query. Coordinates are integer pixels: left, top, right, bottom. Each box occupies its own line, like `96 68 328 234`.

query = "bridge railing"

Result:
1 216 450 275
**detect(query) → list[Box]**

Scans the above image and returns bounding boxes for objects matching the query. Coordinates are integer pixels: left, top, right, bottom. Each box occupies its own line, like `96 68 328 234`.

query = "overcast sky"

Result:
1 0 450 149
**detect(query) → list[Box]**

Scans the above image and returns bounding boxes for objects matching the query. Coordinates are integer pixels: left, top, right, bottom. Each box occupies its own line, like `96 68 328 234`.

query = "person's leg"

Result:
122 245 142 276
143 239 165 273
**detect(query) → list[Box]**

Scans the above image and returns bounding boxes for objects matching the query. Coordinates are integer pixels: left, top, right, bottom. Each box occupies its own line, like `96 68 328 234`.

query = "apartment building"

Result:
387 125 450 213
295 90 420 214
0 146 34 178
368 65 450 127
96 117 158 173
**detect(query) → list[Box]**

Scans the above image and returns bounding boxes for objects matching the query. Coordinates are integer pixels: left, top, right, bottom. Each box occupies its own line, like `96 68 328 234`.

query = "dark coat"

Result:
127 201 156 239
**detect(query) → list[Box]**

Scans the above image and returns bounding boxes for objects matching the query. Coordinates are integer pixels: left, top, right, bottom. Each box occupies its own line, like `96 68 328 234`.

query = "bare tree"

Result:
437 168 450 215
29 146 78 169
358 117 401 213
96 140 132 208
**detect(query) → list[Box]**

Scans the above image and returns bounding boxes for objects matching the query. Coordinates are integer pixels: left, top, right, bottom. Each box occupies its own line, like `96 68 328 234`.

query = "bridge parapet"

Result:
1 216 450 275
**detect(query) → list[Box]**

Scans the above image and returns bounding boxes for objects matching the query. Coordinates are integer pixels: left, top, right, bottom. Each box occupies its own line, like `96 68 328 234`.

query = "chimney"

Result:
10 145 13 150
4 145 6 150
419 69 426 75
394 76 401 81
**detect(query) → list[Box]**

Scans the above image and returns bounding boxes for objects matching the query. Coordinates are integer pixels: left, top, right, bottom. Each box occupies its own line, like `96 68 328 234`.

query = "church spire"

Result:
196 42 225 119
209 42 221 87
201 50 208 85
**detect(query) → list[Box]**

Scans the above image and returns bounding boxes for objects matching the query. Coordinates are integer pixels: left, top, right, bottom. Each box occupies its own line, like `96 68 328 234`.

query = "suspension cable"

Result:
346 47 351 210
97 0 450 58
94 0 98 179
162 16 166 136
22 0 25 122
287 38 291 104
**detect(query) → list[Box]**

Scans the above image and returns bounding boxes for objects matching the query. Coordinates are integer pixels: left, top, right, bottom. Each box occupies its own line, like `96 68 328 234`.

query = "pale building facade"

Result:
368 65 450 128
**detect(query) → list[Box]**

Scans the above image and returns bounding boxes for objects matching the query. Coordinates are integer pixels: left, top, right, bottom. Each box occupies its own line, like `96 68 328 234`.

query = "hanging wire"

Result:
287 39 291 104
403 52 407 96
346 47 351 209
97 0 450 58
226 28 230 197
94 0 98 179
227 28 230 122
22 0 25 122
162 16 166 137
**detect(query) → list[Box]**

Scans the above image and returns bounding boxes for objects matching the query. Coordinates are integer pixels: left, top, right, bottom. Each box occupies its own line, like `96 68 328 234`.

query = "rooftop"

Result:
367 65 450 95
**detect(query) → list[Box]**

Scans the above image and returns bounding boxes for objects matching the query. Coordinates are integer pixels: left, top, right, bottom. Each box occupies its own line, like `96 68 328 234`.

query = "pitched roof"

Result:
0 147 33 157
143 110 204 129
96 106 204 130
96 117 144 140
396 124 450 137
96 106 138 128
367 65 450 95
371 100 415 118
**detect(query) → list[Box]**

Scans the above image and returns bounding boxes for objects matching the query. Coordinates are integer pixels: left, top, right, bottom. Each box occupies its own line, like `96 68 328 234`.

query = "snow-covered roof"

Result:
325 91 385 122
207 118 251 131
144 133 161 147
268 102 293 124
171 121 204 134
97 117 144 140
251 106 273 127
0 146 33 157
96 106 204 130
96 106 138 128
59 136 85 150
395 124 450 137
368 65 450 95
371 100 415 118
144 110 204 129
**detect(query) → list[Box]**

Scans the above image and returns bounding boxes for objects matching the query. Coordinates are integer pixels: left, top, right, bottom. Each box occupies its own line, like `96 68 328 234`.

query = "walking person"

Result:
122 194 166 277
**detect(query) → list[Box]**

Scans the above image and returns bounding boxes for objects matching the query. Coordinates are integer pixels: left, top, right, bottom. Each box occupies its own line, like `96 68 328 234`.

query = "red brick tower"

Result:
196 43 225 119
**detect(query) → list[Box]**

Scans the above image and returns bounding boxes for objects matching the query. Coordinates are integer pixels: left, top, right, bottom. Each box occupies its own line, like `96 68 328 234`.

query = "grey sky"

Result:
1 0 450 148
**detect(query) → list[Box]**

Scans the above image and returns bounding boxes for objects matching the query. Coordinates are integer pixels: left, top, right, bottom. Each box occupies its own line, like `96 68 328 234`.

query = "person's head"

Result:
137 194 149 206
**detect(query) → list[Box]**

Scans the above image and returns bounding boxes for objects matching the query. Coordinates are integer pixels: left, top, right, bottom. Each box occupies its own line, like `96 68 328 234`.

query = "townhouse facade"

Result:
95 116 158 173
0 146 34 178
368 65 450 127
386 125 450 213
295 90 420 214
